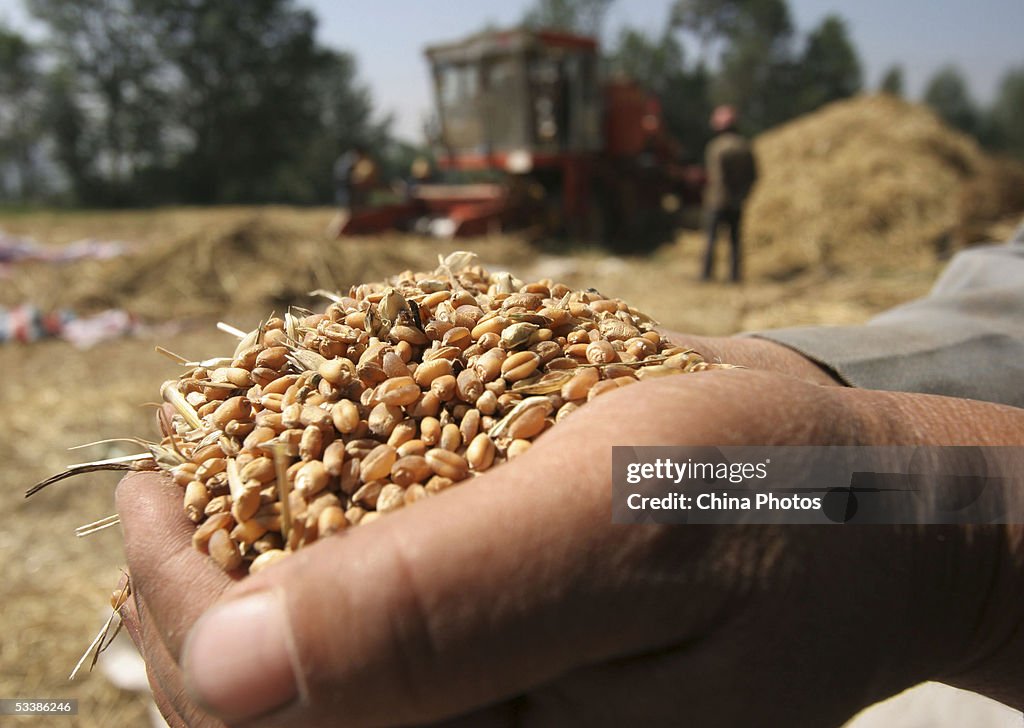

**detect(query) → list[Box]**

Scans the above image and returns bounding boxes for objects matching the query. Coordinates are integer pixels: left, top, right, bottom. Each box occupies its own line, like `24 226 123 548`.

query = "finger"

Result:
118 589 143 657
179 372 808 726
116 471 236 659
130 592 229 728
120 595 189 728
150 680 194 728
121 550 708 728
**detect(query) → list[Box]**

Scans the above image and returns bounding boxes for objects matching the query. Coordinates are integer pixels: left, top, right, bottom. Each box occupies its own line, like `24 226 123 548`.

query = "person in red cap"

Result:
702 104 758 282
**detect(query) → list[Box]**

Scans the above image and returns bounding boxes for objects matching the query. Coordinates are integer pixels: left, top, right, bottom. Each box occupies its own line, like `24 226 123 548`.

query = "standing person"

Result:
702 105 758 283
350 148 378 211
333 146 359 211
333 144 376 214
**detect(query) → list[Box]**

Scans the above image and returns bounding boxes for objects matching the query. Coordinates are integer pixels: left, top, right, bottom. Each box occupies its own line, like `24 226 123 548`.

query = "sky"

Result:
3 0 1022 142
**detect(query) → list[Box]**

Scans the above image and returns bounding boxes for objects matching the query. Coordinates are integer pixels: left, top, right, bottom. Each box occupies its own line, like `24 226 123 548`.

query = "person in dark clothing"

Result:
702 105 758 282
333 145 376 212
333 147 358 210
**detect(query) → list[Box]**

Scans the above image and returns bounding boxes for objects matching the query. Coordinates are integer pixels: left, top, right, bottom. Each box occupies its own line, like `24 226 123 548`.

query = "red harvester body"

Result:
339 27 704 246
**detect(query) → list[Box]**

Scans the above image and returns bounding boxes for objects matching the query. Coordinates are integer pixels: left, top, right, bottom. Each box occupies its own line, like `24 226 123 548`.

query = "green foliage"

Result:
987 66 1024 159
522 0 615 36
923 65 978 137
613 27 686 91
879 65 904 97
25 0 387 205
0 23 44 201
13 0 1018 207
610 25 713 159
0 24 34 96
711 0 796 133
44 68 93 204
28 0 171 204
796 15 861 114
138 1 319 202
629 1 862 142
131 0 385 204
669 0 800 134
670 0 743 63
288 51 392 204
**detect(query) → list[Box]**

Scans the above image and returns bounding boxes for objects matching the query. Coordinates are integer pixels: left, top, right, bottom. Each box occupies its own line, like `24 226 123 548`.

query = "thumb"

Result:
178 378 742 726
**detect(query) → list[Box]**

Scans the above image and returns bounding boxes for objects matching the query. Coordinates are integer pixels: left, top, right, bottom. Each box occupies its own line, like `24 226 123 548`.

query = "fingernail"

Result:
182 591 301 721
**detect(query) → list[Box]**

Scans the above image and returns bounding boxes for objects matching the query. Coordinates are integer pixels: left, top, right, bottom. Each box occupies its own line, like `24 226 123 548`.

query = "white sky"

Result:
3 0 1022 142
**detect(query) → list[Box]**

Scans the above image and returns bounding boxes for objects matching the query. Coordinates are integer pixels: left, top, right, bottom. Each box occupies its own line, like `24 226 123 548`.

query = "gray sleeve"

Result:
750 226 1024 408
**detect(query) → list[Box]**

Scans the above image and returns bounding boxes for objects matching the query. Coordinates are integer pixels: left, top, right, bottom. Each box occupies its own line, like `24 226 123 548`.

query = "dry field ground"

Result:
0 205 1016 726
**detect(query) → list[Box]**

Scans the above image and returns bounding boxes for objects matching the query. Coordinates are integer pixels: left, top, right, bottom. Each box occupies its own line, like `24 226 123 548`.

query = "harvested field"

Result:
2 96 1022 727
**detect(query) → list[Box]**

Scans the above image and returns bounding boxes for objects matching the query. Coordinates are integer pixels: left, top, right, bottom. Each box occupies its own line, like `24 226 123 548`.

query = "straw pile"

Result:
2 215 535 321
745 94 1024 276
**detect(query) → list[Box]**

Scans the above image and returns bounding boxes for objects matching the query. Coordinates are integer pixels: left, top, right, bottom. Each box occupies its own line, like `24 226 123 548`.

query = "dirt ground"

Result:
0 206 1017 726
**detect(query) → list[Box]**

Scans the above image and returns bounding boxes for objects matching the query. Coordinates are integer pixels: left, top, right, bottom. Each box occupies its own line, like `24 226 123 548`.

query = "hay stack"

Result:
744 94 1023 276
2 214 535 321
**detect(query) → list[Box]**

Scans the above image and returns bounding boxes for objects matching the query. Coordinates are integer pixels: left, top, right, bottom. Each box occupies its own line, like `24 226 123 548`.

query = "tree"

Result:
44 67 94 204
728 0 794 53
137 0 393 205
610 26 713 158
612 27 686 94
923 65 978 137
286 49 391 203
671 0 799 132
28 0 170 204
988 66 1024 159
29 0 388 205
712 0 797 133
522 0 615 37
879 65 904 97
671 0 743 64
133 0 329 203
796 15 861 114
0 24 43 201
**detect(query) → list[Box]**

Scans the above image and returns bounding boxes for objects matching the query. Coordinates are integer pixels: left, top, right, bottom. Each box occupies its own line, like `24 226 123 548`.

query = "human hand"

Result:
660 331 843 386
117 369 1024 727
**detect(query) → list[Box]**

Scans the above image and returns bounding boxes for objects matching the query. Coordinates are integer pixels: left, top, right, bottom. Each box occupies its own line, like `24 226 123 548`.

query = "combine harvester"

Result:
339 27 704 247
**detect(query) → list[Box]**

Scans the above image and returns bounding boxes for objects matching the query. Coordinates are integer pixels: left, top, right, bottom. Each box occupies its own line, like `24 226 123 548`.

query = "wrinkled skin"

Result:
117 337 1024 727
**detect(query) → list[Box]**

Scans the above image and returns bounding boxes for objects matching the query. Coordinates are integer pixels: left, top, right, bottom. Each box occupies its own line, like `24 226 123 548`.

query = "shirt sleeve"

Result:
749 226 1024 408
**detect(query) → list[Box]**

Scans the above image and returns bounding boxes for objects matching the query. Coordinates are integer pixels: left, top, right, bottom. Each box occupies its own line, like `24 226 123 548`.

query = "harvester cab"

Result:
338 27 701 244
429 29 601 170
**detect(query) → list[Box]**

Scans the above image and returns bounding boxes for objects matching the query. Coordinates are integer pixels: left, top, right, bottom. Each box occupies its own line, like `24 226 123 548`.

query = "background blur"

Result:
1 0 1022 726
2 0 1024 205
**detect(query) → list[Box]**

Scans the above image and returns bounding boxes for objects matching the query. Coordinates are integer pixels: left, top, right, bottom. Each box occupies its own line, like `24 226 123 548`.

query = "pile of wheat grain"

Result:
49 252 724 576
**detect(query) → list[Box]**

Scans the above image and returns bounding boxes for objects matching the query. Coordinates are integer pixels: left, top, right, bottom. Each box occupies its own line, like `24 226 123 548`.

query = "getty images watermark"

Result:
612 446 1024 524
